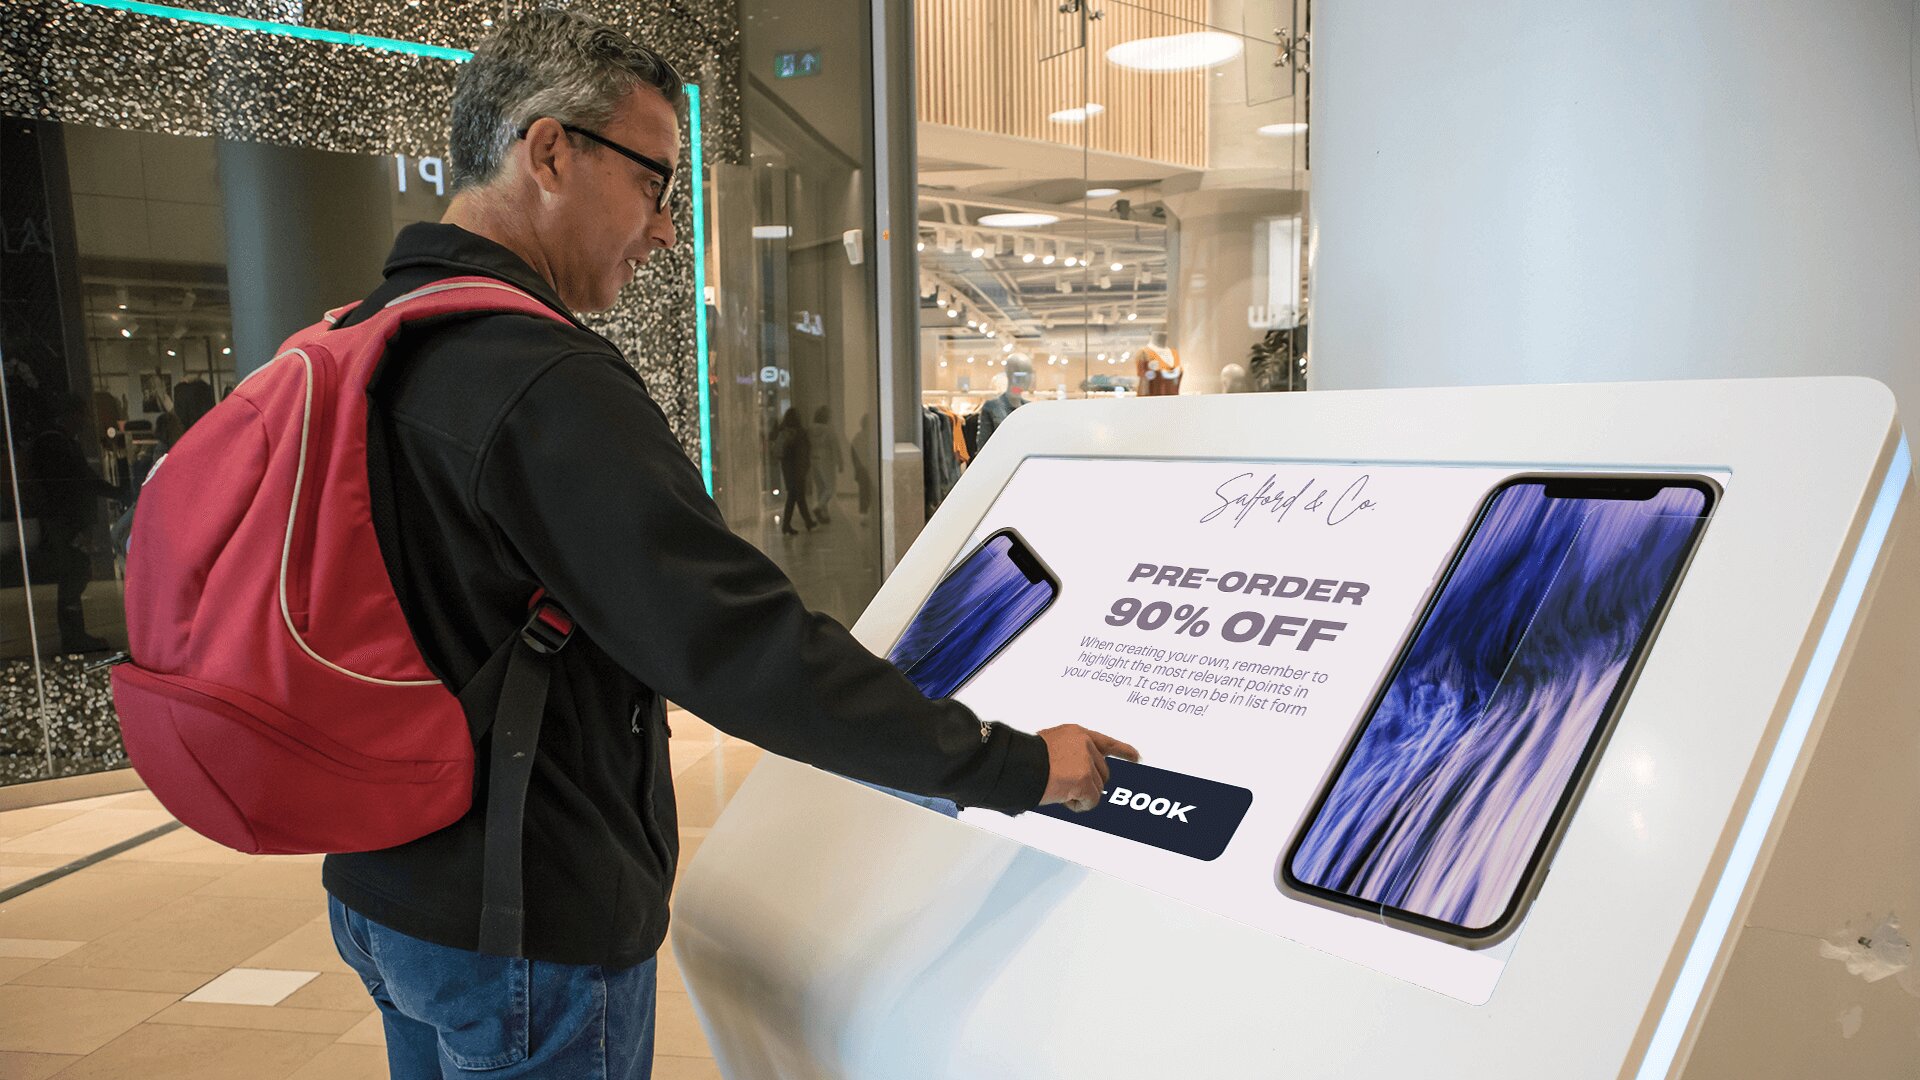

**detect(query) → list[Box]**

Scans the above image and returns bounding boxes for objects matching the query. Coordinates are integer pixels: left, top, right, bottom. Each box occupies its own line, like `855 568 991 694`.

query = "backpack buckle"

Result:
521 599 574 655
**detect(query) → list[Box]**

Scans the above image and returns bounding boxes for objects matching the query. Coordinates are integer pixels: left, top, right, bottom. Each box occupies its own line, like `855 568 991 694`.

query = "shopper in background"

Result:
318 12 1136 1079
850 412 875 518
772 406 815 534
22 394 119 654
808 404 841 524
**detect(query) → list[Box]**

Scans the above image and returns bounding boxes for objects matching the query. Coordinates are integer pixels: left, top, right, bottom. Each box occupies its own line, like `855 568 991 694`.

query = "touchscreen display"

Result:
1285 479 1713 937
889 531 1056 699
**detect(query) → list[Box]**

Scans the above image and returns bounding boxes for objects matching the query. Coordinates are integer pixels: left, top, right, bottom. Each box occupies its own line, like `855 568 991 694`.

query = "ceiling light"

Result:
1110 261 1124 272
1048 103 1105 124
939 359 948 367
1257 122 1309 138
222 347 232 355
1097 353 1107 361
1064 256 1079 268
120 328 132 338
1106 31 1242 72
1022 251 1036 264
1087 187 1120 198
1126 312 1138 321
979 212 1059 228
1003 343 1014 353
970 245 986 258
967 356 976 363
166 349 177 357
916 241 926 251
948 309 959 318
752 225 794 239
1042 252 1056 266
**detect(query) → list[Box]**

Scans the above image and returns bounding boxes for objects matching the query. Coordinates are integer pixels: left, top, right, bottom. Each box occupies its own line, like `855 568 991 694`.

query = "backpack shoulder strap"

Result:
373 277 571 327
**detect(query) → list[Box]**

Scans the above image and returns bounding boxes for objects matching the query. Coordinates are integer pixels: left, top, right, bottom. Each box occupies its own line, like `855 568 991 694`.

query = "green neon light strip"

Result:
687 84 713 495
74 0 475 61
73 0 716 492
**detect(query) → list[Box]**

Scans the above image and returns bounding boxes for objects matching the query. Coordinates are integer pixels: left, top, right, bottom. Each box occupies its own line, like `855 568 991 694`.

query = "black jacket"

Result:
322 224 1049 967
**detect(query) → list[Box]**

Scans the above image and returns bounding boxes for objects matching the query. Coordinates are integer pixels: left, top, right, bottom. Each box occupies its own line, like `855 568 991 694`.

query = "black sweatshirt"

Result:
322 224 1050 967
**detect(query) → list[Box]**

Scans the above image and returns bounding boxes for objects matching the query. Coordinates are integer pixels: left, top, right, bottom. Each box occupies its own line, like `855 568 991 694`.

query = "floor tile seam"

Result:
0 823 184 905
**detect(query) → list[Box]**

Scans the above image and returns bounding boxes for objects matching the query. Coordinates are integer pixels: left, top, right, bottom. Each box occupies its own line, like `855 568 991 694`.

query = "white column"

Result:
1308 0 1920 418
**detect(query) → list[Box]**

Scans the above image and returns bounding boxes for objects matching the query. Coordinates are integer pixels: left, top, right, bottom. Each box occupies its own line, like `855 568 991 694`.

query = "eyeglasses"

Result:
517 122 677 214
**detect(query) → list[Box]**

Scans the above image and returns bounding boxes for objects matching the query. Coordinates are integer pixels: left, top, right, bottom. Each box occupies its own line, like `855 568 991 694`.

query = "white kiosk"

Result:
674 378 1918 1079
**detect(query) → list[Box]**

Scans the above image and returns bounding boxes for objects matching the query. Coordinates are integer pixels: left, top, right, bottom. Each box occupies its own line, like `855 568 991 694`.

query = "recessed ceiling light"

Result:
1107 31 1242 72
222 347 232 355
1049 103 1105 124
979 212 1059 228
1258 122 1309 138
1086 187 1120 198
752 225 793 239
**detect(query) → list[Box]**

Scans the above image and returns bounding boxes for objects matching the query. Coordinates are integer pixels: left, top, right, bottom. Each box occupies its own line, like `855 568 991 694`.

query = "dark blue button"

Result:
1032 758 1253 861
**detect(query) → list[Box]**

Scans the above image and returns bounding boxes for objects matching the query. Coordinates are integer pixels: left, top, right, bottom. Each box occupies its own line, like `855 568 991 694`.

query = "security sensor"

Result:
843 229 864 266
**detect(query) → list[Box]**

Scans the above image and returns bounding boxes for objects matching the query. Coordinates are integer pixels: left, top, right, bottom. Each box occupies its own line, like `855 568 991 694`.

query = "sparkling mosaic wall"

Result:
0 0 745 784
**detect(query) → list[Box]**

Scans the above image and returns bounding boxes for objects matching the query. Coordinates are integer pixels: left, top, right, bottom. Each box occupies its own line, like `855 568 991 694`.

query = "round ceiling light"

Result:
1048 103 1106 124
1106 31 1242 73
1257 122 1309 138
1086 187 1120 198
979 212 1060 228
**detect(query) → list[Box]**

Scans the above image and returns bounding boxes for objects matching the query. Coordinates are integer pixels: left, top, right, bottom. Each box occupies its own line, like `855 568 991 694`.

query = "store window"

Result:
715 0 888 624
2 0 887 788
913 0 1310 508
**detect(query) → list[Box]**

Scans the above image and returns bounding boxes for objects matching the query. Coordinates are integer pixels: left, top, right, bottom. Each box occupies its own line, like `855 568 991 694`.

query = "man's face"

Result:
528 87 681 312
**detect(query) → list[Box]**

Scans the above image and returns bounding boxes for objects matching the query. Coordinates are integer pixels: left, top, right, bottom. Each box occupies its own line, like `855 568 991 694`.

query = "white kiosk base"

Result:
674 379 1918 1079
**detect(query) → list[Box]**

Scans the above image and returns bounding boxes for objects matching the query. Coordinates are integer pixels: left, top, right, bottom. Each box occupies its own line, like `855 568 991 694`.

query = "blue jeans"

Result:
329 896 657 1079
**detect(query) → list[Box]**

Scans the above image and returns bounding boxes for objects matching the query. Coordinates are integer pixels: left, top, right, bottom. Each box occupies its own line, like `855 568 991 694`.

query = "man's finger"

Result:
1090 732 1140 763
1090 747 1111 789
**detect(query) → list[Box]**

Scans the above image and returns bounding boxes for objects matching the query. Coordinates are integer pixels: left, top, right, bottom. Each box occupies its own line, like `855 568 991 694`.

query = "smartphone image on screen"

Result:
888 528 1059 698
1279 474 1717 947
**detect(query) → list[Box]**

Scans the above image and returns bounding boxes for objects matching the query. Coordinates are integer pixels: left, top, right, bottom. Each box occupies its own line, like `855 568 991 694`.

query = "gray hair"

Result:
448 10 684 193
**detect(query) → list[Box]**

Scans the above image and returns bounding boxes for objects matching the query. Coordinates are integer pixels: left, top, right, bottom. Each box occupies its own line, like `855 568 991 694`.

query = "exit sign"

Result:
775 50 821 79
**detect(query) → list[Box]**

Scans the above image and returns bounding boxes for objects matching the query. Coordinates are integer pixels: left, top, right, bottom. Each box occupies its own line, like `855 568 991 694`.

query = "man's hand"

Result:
1037 726 1140 812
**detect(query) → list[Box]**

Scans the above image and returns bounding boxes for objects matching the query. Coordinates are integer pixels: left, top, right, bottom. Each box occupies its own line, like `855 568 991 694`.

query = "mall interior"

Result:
1 0 1917 1077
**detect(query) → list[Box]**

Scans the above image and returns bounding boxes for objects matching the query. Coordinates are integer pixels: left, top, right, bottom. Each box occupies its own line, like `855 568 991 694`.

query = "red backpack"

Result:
112 277 574 955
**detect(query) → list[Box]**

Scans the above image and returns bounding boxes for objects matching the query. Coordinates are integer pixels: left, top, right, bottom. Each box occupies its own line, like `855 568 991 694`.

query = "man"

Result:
323 12 1134 1078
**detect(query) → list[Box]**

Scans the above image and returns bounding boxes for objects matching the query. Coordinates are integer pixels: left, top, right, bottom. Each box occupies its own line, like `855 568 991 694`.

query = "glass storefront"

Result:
912 0 1311 509
0 0 892 788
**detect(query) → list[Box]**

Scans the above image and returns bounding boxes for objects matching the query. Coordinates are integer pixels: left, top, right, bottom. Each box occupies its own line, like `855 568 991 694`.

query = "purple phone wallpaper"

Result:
1289 483 1710 932
889 534 1054 699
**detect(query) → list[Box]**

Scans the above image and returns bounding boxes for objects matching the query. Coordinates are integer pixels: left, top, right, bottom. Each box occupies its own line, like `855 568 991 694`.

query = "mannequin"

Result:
1137 330 1183 396
978 353 1033 448
1218 362 1250 393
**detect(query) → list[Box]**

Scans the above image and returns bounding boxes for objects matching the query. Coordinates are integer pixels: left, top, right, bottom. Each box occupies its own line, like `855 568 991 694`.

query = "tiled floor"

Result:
0 710 761 1079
